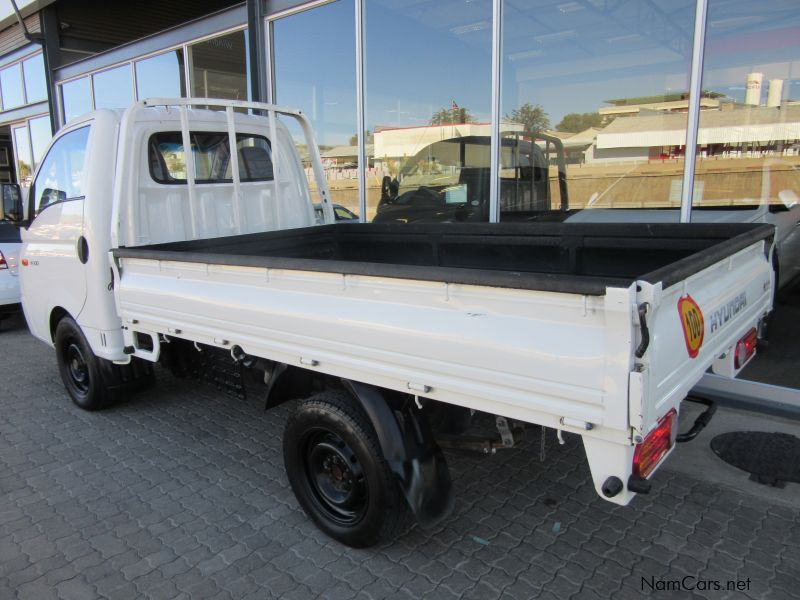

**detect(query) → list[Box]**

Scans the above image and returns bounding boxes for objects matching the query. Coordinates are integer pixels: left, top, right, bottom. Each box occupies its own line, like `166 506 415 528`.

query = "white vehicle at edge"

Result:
567 160 800 290
0 189 23 320
18 98 775 548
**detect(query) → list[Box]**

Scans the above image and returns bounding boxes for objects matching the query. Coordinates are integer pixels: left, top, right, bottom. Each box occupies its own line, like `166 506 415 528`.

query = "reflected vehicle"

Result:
373 132 567 223
566 160 800 290
314 203 359 222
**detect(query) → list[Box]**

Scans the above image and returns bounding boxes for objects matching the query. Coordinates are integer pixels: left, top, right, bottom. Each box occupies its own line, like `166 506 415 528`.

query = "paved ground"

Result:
1 311 799 600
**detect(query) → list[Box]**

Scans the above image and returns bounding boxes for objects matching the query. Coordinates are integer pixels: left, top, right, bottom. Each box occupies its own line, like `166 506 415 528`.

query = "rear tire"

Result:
283 390 409 547
54 316 110 411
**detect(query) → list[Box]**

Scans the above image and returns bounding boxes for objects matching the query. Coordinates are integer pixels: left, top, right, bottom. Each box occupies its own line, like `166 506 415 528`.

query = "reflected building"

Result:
0 0 797 393
588 104 800 164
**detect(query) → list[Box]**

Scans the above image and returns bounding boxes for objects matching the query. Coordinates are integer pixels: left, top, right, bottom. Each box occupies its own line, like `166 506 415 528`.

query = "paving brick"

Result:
56 576 97 600
89 532 128 559
1 318 798 600
17 576 59 600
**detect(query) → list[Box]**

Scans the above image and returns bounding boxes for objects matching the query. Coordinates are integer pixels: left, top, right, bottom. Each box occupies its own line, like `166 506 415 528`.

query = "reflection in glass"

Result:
32 126 90 213
365 0 492 222
23 54 47 104
61 77 92 122
273 1 357 215
1 64 24 109
13 126 32 186
93 64 133 109
500 0 694 221
29 116 52 168
693 1 800 390
135 50 186 99
189 30 247 101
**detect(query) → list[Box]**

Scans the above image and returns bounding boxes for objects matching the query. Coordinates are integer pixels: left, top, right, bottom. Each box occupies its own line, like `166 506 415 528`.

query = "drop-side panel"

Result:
632 240 773 435
116 257 636 440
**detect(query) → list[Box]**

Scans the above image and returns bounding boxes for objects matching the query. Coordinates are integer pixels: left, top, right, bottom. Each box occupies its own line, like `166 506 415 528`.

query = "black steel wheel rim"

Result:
65 341 90 395
303 430 367 526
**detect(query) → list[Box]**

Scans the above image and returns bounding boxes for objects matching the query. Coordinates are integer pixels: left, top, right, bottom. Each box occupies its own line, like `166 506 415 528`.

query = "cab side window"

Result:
30 126 90 216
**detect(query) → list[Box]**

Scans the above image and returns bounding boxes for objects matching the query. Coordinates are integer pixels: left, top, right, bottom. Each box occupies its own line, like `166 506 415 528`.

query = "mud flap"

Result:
342 380 454 528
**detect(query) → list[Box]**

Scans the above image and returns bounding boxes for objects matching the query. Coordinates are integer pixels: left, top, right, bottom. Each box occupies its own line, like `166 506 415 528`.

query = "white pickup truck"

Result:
14 99 774 547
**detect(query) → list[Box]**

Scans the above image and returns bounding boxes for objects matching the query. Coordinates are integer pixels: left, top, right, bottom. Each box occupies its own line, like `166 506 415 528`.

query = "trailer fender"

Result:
341 379 454 529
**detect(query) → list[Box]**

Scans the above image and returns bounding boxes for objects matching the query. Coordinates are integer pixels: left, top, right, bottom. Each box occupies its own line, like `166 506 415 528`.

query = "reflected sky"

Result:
365 0 493 128
502 0 694 123
62 77 92 123
1 64 24 109
93 64 134 110
273 1 356 147
23 54 47 104
136 51 186 100
702 0 800 104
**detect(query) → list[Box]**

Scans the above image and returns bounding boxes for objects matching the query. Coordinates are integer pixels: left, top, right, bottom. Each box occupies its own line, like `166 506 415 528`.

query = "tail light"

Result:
633 409 677 479
734 328 757 369
0 251 6 270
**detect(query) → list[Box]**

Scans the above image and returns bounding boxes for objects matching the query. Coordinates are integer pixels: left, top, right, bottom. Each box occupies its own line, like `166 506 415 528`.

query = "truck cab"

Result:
20 104 324 361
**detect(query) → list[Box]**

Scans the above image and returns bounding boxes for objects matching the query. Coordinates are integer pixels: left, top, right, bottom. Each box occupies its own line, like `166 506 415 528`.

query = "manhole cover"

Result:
710 431 800 487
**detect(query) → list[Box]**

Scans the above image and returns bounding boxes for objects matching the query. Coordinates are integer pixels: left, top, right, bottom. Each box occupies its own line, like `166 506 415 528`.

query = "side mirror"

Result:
0 183 23 224
42 188 67 205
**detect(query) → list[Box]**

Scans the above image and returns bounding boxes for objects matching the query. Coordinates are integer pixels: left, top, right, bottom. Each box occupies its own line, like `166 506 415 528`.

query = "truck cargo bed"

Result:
115 222 774 295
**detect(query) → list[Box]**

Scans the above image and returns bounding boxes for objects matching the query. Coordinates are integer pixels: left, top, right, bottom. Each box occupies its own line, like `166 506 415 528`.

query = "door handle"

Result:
77 236 89 264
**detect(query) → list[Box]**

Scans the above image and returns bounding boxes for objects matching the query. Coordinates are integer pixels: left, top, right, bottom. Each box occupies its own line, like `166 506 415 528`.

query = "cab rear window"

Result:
148 132 273 184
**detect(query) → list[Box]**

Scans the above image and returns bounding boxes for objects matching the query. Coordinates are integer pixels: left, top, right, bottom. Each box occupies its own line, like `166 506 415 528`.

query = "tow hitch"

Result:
676 396 717 443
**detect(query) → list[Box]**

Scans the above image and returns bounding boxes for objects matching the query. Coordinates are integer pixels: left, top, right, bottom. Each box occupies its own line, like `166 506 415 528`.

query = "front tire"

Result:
283 390 409 547
54 316 110 411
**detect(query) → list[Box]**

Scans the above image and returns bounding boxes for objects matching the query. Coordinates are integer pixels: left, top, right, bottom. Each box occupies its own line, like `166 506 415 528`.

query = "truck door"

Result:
20 125 91 344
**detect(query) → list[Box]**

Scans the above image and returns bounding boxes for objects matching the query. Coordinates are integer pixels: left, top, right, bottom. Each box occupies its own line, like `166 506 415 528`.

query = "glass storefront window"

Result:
1 64 24 109
273 1 357 217
11 115 52 188
13 125 32 186
29 116 51 168
61 77 92 122
135 50 186 99
22 53 47 104
93 64 133 110
365 0 493 223
189 30 247 101
693 0 800 390
500 0 695 222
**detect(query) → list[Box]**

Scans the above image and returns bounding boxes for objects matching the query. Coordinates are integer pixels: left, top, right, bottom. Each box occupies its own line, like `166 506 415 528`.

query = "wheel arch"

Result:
49 306 70 342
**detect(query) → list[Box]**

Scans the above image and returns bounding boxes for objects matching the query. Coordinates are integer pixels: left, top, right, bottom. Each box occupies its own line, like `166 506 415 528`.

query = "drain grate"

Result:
710 431 800 488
